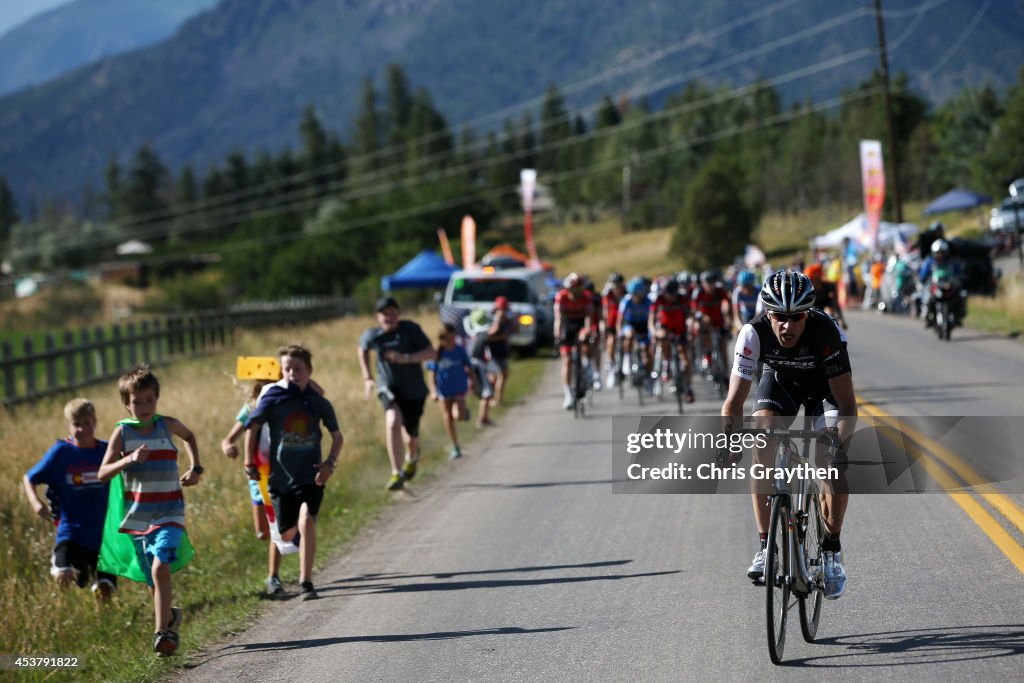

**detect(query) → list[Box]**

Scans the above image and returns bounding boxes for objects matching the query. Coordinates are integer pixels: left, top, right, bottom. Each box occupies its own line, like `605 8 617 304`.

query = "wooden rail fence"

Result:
1 297 352 406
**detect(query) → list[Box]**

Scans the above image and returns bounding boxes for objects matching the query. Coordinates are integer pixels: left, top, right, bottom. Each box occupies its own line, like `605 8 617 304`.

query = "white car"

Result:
443 267 555 353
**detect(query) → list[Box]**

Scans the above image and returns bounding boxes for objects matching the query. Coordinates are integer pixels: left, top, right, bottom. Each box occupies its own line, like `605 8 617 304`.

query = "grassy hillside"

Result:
0 311 545 681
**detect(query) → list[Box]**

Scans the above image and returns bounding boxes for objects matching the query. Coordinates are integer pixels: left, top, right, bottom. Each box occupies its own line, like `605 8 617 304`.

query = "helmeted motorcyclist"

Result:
918 239 966 328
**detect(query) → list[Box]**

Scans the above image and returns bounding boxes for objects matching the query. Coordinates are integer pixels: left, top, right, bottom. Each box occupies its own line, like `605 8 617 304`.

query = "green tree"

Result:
976 69 1024 194
121 143 168 221
929 86 1002 190
104 154 122 220
0 174 18 253
350 77 382 181
671 153 754 271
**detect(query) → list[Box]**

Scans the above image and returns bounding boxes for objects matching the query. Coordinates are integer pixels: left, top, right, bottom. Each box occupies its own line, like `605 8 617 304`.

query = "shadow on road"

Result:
329 559 635 584
781 624 1024 668
858 381 1013 405
332 569 680 596
225 625 576 654
452 479 615 491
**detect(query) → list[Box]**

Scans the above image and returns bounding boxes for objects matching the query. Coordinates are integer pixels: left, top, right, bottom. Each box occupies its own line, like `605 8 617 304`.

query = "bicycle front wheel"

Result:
799 492 825 642
765 496 791 665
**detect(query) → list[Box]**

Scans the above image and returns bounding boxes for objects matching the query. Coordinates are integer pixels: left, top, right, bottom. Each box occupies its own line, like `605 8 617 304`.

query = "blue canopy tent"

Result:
923 188 992 216
380 250 459 292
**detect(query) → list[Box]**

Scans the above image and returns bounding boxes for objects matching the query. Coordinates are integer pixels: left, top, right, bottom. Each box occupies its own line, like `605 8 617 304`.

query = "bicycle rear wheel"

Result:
799 492 825 642
672 348 684 414
572 348 586 419
765 496 791 665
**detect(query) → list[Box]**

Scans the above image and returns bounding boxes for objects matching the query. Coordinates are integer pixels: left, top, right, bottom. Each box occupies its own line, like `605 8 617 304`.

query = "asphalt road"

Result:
180 310 1024 681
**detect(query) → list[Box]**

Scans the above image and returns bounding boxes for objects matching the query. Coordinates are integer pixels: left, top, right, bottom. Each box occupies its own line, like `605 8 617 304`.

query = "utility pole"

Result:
874 0 903 223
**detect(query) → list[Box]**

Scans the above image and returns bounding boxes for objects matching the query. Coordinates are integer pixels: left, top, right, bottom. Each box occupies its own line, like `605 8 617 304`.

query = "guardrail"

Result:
1 297 353 406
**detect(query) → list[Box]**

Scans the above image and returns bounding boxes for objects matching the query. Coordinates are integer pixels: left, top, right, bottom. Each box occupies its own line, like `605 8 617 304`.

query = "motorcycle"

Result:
928 269 966 341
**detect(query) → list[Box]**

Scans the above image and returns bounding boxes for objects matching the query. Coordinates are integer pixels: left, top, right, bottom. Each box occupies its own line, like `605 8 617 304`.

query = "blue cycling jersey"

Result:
618 296 651 325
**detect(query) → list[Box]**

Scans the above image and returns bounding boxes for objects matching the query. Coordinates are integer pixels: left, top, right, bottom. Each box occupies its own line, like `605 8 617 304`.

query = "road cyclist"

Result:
553 273 594 409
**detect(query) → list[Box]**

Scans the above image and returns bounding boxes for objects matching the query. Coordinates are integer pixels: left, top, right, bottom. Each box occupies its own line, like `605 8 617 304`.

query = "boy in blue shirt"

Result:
22 398 117 602
427 323 474 459
244 345 343 600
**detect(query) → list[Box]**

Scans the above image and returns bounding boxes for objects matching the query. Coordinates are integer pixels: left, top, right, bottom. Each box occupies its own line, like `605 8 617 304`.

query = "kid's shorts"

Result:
132 526 185 586
270 485 325 534
51 540 118 589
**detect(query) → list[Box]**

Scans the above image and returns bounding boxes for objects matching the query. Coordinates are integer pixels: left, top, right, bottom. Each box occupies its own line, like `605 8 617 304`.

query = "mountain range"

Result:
0 0 219 97
0 0 1021 207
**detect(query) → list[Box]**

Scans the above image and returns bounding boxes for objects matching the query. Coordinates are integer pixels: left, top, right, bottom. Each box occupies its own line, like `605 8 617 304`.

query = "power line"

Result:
11 0 944 261
80 0 880 234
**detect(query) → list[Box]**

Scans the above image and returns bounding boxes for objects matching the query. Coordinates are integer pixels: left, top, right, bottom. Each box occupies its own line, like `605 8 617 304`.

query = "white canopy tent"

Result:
810 213 918 252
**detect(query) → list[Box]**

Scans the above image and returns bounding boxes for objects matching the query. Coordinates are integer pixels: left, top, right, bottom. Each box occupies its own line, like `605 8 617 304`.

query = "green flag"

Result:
97 473 195 582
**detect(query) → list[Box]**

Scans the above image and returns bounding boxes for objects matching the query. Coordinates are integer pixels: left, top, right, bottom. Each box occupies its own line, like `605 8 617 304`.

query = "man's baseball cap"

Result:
375 296 400 312
494 296 509 309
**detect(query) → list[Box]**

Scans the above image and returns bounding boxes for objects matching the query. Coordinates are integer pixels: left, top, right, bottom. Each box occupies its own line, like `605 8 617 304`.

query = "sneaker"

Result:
592 377 602 391
402 458 418 481
386 473 404 491
449 445 462 459
563 395 574 410
462 408 471 423
300 581 318 600
265 575 284 596
685 388 695 403
606 371 616 388
153 630 179 657
168 606 183 633
477 417 494 427
822 550 847 599
747 548 766 580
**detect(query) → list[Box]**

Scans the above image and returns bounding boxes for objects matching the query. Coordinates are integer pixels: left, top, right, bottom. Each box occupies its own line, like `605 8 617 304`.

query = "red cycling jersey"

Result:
653 294 688 335
555 289 593 322
603 291 621 330
691 287 729 328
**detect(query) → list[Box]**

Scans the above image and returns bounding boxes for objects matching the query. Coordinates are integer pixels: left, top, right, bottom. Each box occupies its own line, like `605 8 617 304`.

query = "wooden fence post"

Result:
44 334 57 391
94 327 106 378
153 319 164 362
23 336 35 398
126 322 137 367
64 330 76 388
2 341 13 402
112 325 124 373
141 320 151 364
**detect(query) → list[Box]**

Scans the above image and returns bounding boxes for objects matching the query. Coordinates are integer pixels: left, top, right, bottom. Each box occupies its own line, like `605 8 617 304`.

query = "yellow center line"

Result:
858 399 1024 574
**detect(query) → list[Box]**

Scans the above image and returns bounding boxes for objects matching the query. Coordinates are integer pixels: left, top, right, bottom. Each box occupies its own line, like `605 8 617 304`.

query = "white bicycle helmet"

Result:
760 270 815 314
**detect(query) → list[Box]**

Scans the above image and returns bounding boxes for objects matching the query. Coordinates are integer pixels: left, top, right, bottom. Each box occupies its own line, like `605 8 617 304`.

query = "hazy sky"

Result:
0 0 70 37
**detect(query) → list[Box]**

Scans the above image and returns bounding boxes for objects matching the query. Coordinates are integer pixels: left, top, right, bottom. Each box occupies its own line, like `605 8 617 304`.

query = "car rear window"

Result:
450 278 530 303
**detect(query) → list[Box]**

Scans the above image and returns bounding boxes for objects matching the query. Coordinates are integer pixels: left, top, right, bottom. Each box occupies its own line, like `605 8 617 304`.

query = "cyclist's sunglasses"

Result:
769 311 808 323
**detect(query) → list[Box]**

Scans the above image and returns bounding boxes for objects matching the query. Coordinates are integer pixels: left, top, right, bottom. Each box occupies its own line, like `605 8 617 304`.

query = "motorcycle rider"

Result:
918 239 966 329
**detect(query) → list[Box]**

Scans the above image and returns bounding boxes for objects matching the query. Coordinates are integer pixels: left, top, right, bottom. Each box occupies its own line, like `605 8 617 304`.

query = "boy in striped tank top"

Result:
98 365 202 657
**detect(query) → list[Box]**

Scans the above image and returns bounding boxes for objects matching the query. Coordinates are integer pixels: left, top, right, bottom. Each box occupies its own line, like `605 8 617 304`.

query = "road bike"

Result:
567 337 588 419
742 426 842 664
652 331 688 414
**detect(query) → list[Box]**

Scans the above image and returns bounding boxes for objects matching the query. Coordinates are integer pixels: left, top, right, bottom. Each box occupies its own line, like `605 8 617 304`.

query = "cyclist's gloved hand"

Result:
715 447 741 467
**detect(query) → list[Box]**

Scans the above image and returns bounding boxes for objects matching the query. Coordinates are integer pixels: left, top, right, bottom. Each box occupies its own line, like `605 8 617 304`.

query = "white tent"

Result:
811 213 917 251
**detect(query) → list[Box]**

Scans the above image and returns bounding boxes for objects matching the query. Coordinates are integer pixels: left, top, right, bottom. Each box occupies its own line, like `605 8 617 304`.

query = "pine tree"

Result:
0 174 19 253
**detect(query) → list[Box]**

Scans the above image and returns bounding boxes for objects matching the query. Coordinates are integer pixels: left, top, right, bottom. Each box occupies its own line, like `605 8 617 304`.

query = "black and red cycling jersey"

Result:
652 294 688 336
555 289 593 322
603 290 621 330
691 287 730 328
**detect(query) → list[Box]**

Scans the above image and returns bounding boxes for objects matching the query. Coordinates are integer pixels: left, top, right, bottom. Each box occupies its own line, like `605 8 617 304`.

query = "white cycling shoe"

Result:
822 550 847 599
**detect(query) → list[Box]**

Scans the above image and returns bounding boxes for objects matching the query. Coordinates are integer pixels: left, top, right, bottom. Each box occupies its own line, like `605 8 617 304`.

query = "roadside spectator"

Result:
427 324 474 459
243 345 342 601
358 297 435 490
465 309 496 428
22 398 117 604
487 296 518 406
98 366 202 657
